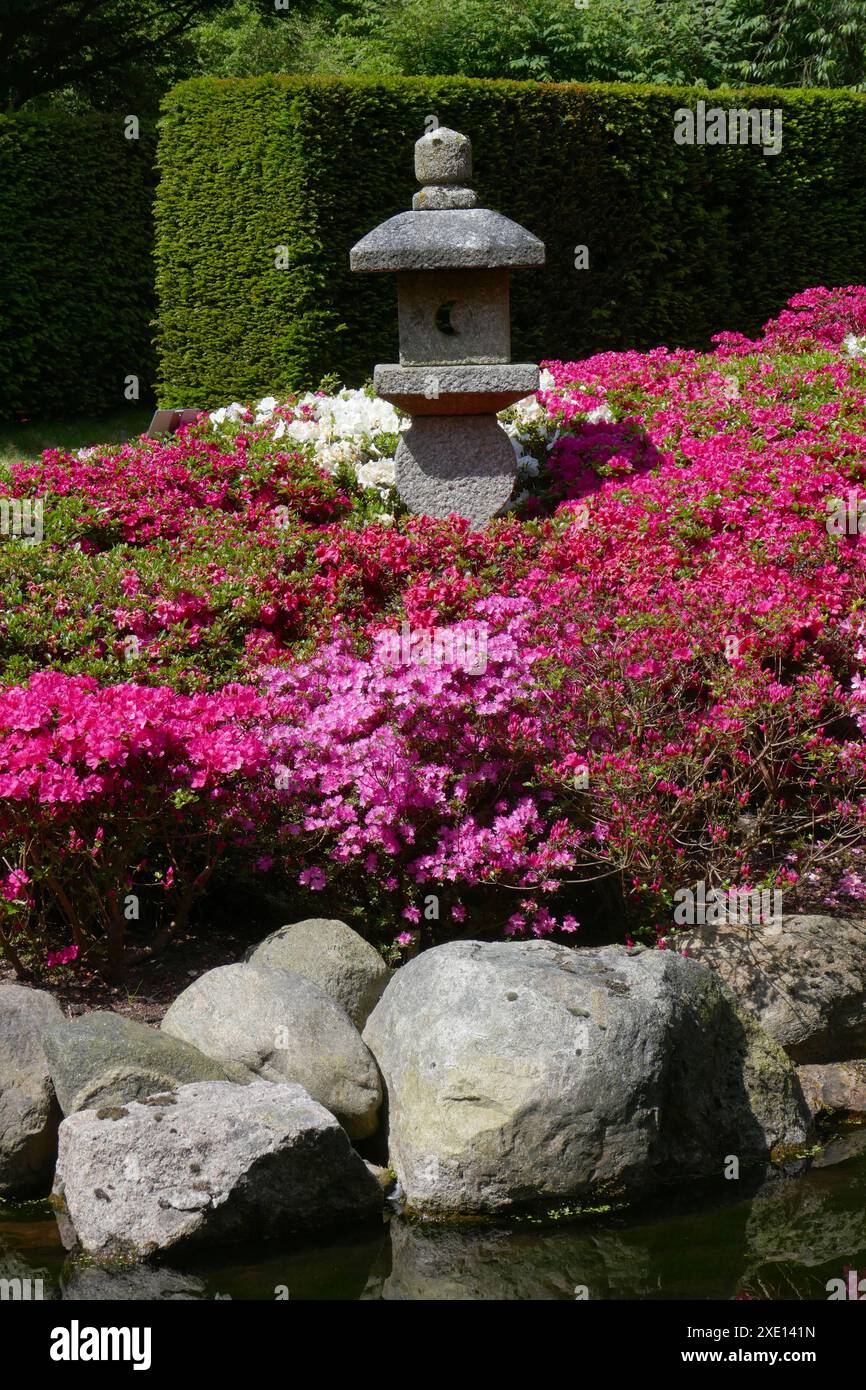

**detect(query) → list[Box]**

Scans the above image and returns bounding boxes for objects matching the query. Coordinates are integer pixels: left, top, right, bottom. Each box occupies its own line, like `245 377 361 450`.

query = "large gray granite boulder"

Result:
41 1011 243 1115
675 915 866 1062
245 919 389 1029
363 941 811 1216
161 964 381 1139
0 983 63 1197
53 1080 383 1262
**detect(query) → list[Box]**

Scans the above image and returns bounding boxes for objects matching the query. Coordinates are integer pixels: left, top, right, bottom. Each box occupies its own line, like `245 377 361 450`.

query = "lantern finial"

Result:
413 126 478 211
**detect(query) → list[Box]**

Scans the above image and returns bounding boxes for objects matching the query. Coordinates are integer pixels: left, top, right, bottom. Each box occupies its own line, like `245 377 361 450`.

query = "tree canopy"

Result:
0 0 226 110
3 0 864 112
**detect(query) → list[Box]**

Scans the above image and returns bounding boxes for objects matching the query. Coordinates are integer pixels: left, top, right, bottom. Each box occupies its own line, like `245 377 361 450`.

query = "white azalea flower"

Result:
587 403 615 425
318 390 403 439
356 458 396 490
510 393 541 419
318 440 359 473
208 379 560 503
539 368 556 392
286 418 320 444
844 333 866 358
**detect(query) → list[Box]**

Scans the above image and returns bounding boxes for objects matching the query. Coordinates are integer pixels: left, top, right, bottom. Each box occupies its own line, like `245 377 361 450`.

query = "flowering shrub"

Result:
711 285 866 357
3 286 866 975
259 601 584 943
0 673 266 977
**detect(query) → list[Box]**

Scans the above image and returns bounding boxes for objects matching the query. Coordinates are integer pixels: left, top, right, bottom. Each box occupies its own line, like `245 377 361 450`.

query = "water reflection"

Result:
2 1133 864 1301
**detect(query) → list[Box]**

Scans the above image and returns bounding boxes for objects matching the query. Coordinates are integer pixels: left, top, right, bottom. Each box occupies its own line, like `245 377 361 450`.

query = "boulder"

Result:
161 964 381 1139
42 1011 243 1115
53 1080 383 1262
0 983 63 1197
245 919 389 1029
363 941 810 1216
675 915 866 1062
796 1061 866 1118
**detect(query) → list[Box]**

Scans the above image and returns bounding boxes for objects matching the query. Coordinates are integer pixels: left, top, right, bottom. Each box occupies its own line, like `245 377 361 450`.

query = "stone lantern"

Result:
350 125 545 526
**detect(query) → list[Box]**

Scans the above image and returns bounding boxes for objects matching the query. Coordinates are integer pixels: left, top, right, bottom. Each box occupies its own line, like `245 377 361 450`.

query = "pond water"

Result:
3 1128 865 1301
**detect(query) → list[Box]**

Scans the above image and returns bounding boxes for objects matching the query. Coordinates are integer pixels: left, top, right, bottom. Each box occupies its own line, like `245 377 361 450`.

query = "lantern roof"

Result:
351 208 545 272
350 125 545 273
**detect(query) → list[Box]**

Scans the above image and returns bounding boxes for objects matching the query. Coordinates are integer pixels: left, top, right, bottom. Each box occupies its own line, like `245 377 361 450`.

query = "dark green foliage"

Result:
0 0 227 112
734 0 866 90
155 75 866 406
0 113 157 422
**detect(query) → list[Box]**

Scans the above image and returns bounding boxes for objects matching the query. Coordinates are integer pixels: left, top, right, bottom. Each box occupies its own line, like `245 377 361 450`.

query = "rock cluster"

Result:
2 913 865 1265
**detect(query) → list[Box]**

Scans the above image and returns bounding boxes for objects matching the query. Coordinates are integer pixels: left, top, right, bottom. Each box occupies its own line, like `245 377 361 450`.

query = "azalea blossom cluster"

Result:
3 286 866 974
0 672 266 974
10 429 351 547
710 284 866 356
205 382 564 507
208 388 405 502
260 600 584 940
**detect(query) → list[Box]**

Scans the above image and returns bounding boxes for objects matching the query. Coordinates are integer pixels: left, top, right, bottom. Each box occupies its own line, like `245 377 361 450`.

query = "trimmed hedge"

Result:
0 113 156 423
155 75 866 406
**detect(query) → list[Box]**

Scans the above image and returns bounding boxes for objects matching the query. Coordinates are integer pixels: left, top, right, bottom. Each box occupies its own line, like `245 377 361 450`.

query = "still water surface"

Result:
2 1129 865 1300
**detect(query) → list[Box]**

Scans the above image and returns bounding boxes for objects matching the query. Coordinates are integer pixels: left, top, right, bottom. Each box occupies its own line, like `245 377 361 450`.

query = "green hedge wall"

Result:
155 76 866 407
0 113 156 423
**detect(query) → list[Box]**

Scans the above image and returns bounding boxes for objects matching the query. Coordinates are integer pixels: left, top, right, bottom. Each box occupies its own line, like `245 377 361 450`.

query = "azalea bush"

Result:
259 604 583 944
0 673 266 978
3 285 866 976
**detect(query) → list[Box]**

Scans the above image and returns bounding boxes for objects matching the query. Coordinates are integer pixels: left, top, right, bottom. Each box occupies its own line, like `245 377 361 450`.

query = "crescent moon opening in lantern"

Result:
435 300 459 335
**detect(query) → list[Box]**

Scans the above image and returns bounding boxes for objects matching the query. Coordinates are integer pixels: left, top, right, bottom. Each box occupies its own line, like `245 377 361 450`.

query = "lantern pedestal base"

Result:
396 415 517 527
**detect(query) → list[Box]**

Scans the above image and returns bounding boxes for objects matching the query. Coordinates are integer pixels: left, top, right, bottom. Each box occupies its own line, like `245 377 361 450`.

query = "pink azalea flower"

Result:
299 866 326 891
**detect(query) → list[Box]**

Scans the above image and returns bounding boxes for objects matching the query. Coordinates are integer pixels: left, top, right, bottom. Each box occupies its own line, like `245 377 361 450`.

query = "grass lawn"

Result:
0 408 152 467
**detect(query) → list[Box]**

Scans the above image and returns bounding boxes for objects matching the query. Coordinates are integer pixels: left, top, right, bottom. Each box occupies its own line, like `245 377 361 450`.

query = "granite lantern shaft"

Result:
350 126 545 526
